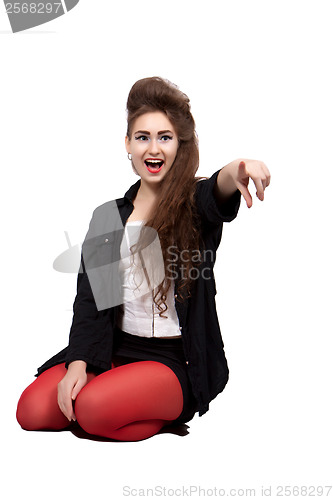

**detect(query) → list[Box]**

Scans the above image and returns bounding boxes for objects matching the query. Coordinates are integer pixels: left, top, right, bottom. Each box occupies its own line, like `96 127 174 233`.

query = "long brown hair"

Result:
126 77 207 317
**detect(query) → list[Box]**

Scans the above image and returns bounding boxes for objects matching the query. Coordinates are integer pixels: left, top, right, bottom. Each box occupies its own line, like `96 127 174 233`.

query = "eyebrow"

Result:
134 130 174 135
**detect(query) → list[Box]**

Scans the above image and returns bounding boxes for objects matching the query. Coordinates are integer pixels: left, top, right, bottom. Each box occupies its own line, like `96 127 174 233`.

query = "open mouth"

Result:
144 159 164 173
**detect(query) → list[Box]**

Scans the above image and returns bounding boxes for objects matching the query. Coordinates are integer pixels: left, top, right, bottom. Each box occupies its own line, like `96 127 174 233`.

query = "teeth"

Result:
146 159 163 164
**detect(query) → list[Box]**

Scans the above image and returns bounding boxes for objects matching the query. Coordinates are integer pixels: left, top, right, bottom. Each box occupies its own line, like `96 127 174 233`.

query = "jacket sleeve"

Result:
195 169 241 225
64 214 115 372
64 261 113 372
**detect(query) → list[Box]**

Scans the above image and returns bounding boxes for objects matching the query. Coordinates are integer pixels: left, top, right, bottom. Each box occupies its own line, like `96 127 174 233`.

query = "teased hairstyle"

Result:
126 77 207 317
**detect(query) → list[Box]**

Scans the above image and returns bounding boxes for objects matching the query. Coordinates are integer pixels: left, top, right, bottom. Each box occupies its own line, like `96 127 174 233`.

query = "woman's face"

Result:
125 111 179 184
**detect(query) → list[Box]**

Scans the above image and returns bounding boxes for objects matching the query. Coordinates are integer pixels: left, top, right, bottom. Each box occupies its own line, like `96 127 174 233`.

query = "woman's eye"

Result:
134 135 148 141
160 135 173 142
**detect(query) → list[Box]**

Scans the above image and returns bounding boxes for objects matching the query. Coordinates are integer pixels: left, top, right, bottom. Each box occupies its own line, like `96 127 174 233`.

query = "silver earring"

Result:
127 153 132 161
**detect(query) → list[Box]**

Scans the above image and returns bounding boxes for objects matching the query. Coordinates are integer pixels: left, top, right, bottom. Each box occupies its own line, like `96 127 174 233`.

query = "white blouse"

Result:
116 220 182 338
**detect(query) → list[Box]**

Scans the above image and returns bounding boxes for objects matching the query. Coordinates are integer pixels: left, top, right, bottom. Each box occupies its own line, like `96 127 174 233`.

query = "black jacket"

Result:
37 169 241 416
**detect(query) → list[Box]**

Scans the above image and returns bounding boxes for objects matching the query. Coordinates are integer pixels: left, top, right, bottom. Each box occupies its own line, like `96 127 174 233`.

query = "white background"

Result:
1 0 332 498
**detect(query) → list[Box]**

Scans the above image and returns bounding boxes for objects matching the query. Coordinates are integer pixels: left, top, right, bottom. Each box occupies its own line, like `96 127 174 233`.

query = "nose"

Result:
148 138 161 156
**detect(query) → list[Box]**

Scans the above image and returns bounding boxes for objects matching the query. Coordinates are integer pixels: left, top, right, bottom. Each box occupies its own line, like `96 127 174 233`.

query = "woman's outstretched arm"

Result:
215 159 271 208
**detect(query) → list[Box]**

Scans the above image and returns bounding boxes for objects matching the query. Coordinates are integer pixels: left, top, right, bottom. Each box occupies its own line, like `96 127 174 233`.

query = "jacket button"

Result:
179 326 182 331
105 238 109 243
186 361 189 365
174 294 178 298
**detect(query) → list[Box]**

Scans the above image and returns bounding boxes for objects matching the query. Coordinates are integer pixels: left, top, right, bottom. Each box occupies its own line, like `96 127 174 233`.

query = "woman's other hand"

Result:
57 360 88 421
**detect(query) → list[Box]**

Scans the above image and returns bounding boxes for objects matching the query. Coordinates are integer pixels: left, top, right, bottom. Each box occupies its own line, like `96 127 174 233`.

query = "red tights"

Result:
16 361 184 441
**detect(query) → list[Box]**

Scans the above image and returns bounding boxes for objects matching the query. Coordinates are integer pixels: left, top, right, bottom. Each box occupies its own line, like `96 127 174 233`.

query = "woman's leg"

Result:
16 363 97 431
74 361 183 441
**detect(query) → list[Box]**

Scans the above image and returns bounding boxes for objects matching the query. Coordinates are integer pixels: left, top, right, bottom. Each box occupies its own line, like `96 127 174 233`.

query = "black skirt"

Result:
112 326 198 424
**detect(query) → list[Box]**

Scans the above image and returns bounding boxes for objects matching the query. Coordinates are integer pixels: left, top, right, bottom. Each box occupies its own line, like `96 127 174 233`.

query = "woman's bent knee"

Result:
16 364 70 431
16 384 45 430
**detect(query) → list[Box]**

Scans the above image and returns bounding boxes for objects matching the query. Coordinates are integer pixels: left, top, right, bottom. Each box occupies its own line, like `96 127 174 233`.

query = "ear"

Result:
125 135 131 154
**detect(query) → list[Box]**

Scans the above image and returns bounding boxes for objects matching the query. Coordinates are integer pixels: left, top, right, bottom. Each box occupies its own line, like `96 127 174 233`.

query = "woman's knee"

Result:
16 364 69 431
16 384 34 430
16 382 48 430
74 362 184 434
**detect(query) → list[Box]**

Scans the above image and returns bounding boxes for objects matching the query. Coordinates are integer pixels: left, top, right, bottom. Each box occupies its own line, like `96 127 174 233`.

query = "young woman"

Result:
16 77 270 441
